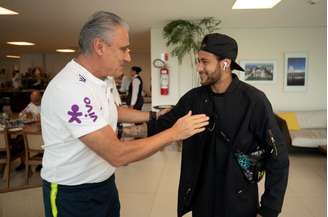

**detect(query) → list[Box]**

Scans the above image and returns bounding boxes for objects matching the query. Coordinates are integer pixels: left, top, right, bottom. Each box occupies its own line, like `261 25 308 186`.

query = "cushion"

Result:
290 128 327 148
295 110 327 129
277 112 300 130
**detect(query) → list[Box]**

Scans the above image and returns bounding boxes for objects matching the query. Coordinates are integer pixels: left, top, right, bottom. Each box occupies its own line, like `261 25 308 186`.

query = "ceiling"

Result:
0 0 326 61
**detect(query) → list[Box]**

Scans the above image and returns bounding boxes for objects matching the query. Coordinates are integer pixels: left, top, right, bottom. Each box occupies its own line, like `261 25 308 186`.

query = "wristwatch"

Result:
149 111 157 121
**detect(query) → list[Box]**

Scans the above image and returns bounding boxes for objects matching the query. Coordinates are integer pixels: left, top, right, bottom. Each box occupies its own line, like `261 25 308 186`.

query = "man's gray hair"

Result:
78 11 129 54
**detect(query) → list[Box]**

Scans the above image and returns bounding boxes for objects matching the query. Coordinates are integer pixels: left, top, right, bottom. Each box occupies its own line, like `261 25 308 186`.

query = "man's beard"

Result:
199 68 221 86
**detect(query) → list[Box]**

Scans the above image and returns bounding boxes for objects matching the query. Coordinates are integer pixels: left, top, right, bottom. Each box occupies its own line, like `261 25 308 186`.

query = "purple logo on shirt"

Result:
67 105 83 123
67 97 98 124
84 97 98 122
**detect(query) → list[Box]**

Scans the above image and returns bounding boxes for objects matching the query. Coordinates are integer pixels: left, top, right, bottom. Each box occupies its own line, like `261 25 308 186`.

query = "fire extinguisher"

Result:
160 66 169 95
153 56 169 95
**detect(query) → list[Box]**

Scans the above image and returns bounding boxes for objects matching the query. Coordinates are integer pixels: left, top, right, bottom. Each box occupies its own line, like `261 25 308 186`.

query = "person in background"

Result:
19 90 41 121
126 66 143 110
12 70 22 89
32 67 44 89
40 11 209 217
119 73 131 94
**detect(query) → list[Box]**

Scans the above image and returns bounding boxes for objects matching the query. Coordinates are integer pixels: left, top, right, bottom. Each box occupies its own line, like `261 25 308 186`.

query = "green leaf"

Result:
162 17 221 65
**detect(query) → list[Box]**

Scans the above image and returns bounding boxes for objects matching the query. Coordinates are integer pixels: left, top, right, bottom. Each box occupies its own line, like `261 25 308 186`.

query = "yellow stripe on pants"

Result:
50 183 58 217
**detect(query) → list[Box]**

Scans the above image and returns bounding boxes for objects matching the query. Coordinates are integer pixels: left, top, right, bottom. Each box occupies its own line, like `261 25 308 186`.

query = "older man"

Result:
40 11 208 217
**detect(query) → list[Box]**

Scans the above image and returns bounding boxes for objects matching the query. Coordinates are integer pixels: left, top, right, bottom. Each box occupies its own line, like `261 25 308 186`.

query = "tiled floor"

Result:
0 147 326 217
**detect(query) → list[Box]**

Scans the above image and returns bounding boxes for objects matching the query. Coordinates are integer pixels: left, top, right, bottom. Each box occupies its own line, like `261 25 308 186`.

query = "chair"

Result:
23 132 44 184
0 129 25 188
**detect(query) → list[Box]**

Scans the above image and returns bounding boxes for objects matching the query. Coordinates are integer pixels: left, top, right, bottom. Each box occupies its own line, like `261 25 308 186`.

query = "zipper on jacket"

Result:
268 129 278 158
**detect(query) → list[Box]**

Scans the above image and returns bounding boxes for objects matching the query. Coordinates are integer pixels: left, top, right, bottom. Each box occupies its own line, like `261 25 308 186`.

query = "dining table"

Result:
5 121 41 139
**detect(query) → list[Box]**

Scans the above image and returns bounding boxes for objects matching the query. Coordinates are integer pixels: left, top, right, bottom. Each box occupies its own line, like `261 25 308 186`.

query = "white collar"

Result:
71 59 107 87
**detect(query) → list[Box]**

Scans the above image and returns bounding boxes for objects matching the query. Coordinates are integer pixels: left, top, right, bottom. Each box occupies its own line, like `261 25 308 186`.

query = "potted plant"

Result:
163 17 221 87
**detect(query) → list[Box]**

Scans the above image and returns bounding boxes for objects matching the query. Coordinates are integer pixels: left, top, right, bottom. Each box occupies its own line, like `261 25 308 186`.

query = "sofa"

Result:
277 110 327 150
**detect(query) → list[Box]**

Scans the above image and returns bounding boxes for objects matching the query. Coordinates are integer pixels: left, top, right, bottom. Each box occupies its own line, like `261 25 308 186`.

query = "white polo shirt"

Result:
41 59 117 185
19 102 41 118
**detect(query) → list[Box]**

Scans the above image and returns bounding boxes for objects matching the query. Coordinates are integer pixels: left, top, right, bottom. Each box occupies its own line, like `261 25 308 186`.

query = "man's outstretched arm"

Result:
81 111 209 167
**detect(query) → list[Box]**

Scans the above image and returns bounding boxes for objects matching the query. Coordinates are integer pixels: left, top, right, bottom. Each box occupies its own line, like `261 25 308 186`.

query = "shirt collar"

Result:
105 76 116 89
71 59 107 87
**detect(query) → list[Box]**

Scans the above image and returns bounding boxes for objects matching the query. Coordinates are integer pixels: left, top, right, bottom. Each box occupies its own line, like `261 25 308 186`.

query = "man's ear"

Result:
92 38 106 56
221 58 231 70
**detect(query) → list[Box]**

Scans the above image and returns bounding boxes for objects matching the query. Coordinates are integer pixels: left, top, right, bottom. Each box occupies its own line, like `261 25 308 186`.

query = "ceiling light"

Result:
0 7 18 15
6 55 21 59
232 0 282 9
6 41 35 46
56 49 76 53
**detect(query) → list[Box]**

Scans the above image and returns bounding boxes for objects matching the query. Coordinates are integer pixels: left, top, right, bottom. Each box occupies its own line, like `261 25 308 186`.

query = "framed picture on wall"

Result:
239 60 277 84
284 53 308 91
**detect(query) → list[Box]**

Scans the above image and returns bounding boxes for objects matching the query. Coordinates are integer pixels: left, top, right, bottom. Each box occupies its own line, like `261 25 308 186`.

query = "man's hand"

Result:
256 214 263 217
171 111 209 140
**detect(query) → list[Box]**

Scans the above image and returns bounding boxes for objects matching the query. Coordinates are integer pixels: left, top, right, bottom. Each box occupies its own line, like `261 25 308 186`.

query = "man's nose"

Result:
196 63 203 72
125 52 131 62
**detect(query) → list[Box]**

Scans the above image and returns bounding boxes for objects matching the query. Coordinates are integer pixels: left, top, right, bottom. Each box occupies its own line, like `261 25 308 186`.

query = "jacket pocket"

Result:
225 153 258 217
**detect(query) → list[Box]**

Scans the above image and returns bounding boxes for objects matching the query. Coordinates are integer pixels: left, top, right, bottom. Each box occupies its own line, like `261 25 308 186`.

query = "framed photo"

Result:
239 60 277 84
284 53 308 91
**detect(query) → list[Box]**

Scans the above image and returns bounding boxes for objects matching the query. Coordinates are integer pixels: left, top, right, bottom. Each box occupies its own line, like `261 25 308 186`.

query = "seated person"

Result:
15 90 42 171
19 90 41 121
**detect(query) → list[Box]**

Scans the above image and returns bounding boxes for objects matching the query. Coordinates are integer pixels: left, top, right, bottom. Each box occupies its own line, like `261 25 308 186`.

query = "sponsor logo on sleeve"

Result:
67 105 83 123
67 97 98 124
83 97 98 122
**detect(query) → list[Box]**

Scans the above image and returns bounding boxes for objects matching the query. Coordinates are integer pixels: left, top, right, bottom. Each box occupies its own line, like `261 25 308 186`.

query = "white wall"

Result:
151 30 181 106
45 53 75 78
20 53 45 74
151 27 327 111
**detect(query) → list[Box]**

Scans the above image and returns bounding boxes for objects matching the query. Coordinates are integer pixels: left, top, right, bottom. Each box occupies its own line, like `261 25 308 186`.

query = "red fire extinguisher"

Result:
160 66 169 95
153 53 170 96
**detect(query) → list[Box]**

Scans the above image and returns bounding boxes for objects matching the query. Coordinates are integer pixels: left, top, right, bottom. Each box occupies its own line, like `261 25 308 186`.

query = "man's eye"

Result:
121 47 129 52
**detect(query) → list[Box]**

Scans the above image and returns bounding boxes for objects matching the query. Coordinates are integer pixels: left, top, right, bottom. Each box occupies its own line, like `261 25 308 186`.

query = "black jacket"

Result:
148 75 289 217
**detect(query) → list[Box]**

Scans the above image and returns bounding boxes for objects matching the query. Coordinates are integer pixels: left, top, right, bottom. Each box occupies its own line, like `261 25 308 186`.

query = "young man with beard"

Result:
148 33 289 217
